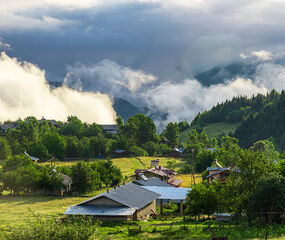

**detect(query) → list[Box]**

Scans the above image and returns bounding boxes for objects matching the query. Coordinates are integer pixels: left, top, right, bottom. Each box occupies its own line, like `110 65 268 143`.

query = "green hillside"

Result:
180 122 240 144
184 89 285 150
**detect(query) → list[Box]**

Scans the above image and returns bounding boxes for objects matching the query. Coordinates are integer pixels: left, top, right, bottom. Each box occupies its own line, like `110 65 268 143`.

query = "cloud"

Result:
2 0 285 79
0 52 116 124
254 63 285 91
0 38 10 50
64 59 157 104
251 50 274 61
145 77 268 129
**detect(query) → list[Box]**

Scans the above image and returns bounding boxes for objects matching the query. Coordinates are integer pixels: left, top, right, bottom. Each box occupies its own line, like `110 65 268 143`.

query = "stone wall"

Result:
136 200 156 220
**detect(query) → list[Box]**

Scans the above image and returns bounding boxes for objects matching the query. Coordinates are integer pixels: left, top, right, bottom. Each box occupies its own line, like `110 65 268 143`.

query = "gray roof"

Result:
64 205 136 216
78 183 160 210
207 167 229 171
101 125 118 131
134 177 173 187
113 149 126 153
24 152 39 161
142 186 191 201
0 124 17 131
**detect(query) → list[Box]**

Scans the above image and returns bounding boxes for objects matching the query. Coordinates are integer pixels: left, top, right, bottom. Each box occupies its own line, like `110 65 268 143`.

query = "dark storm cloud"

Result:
2 0 285 127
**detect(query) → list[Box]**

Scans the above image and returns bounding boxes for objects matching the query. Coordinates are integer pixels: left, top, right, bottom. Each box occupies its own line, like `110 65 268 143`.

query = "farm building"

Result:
132 166 183 187
64 183 160 221
141 186 191 216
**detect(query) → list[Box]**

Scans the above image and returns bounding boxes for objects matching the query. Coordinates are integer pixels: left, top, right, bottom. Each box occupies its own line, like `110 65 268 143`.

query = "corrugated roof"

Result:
101 125 118 131
142 186 191 201
64 205 136 216
134 177 173 187
78 183 160 210
207 167 229 171
168 178 183 187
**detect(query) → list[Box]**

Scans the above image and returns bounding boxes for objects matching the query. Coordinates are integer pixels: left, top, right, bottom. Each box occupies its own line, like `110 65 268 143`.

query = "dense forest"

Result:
191 89 285 150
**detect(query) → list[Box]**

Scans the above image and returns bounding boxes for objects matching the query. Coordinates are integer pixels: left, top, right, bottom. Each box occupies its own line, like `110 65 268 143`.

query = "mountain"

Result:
194 62 256 86
113 98 148 122
182 89 285 150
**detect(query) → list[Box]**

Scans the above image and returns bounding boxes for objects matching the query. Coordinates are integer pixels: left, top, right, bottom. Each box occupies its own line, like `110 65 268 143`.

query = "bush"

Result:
130 146 148 157
1 216 100 240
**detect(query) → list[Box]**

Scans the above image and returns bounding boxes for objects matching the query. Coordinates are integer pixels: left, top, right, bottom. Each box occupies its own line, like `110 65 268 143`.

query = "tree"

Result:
115 115 124 128
65 136 80 157
71 162 100 194
247 172 285 224
142 141 161 156
164 122 179 148
195 150 216 173
60 116 85 138
0 137 12 160
185 184 218 218
42 131 66 159
123 114 156 146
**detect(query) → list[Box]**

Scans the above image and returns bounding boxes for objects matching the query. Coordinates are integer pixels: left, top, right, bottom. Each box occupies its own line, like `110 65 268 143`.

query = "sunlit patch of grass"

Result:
176 174 203 188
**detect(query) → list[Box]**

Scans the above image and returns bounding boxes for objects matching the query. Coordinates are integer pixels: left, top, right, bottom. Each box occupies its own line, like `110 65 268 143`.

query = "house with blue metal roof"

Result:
64 182 160 221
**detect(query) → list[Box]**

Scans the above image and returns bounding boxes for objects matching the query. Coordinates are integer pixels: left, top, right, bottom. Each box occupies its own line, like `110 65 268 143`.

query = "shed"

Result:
141 186 191 216
64 183 160 221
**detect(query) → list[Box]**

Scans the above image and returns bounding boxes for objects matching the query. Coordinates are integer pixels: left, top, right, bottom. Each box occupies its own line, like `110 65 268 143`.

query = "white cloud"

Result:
146 77 268 128
254 63 285 91
251 50 273 61
0 52 116 123
0 37 10 50
64 59 157 103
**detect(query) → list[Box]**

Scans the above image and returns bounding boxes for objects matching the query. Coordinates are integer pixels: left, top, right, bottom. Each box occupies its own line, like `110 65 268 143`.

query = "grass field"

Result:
0 156 200 233
40 157 184 178
179 122 240 143
0 196 89 230
176 174 203 188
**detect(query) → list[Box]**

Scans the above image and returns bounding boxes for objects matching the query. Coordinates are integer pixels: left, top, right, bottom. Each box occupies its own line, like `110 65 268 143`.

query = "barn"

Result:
64 183 160 221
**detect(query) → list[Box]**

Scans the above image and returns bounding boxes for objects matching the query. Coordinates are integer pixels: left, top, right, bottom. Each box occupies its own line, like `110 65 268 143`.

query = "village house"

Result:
101 124 118 134
132 166 183 187
168 148 187 158
64 183 160 221
206 161 230 184
0 123 17 133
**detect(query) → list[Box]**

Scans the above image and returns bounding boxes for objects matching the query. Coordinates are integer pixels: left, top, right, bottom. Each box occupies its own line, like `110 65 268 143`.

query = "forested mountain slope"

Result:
188 89 285 150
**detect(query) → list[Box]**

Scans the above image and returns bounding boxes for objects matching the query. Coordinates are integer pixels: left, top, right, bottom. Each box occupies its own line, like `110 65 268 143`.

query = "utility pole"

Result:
191 149 196 186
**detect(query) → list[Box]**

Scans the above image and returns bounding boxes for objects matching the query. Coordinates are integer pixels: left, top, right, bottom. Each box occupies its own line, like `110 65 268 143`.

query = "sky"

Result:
1 0 285 126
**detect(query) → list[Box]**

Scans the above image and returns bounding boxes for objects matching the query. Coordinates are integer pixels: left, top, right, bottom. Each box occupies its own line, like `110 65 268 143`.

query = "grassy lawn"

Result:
0 196 89 230
180 122 240 143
